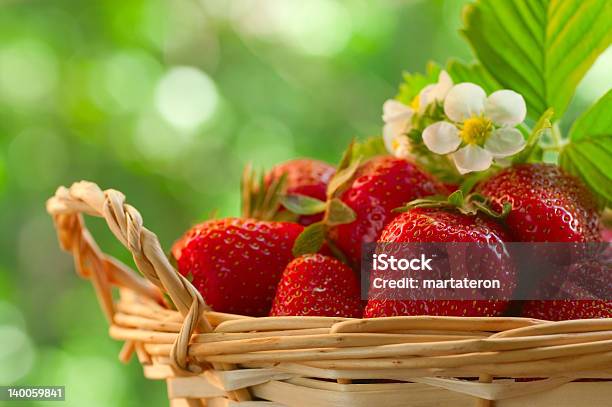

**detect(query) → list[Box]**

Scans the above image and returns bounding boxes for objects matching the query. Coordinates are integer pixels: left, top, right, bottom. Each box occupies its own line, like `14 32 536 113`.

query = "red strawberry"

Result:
522 300 612 320
364 298 510 318
364 208 515 318
265 159 335 226
270 254 362 317
172 218 303 316
328 156 446 266
478 164 604 320
522 259 611 320
443 183 460 193
477 163 601 242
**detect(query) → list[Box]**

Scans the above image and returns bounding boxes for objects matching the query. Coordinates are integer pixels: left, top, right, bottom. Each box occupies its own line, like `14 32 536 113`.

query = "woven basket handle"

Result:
47 181 211 370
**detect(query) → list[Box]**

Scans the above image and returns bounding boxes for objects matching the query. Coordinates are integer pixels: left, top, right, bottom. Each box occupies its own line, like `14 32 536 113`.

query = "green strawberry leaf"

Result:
462 0 611 121
325 198 356 226
280 194 326 215
446 59 499 94
292 221 326 257
560 90 612 206
568 89 612 141
559 135 612 207
396 62 441 104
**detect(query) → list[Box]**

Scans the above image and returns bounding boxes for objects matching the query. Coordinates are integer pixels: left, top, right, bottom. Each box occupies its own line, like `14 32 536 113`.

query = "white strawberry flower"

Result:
382 99 413 158
422 83 527 174
417 70 453 113
382 71 453 158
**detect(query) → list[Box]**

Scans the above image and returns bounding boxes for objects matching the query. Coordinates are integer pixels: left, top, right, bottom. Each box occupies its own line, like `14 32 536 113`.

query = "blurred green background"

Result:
0 0 609 405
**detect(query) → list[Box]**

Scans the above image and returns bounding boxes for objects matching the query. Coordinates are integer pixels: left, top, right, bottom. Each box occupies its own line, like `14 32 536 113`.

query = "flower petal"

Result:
444 83 486 122
418 84 436 111
436 70 453 98
393 136 411 159
422 121 461 154
485 90 526 126
418 71 454 112
382 99 413 123
383 125 396 152
383 119 411 153
484 127 526 157
451 144 493 174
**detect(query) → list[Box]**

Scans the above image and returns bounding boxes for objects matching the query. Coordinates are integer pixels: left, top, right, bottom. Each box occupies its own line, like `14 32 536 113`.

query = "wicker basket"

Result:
47 181 612 407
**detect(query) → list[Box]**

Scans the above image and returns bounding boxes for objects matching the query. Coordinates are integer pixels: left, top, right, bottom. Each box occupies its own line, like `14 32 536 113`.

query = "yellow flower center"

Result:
460 117 493 145
410 94 420 111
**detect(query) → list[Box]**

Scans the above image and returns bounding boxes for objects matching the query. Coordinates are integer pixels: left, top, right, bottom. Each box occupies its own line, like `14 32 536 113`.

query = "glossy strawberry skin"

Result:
266 159 335 226
172 218 303 316
478 163 600 242
378 208 512 244
364 298 510 318
479 164 604 320
270 254 362 318
522 259 611 320
364 208 514 318
522 300 612 320
329 156 447 266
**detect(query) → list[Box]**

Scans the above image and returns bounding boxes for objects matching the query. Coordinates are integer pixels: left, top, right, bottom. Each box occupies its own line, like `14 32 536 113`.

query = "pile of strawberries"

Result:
171 145 609 321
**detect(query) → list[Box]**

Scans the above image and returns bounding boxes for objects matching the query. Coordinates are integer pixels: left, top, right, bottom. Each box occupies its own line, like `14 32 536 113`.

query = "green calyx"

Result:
396 190 511 220
241 163 291 221
292 221 326 257
289 141 360 260
288 196 356 258
280 194 326 215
